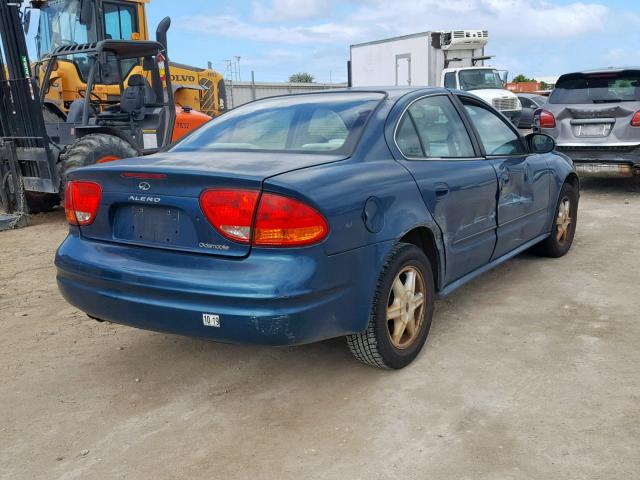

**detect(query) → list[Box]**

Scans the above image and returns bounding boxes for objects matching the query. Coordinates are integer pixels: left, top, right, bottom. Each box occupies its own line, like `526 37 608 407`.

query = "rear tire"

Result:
347 243 435 369
534 182 579 257
58 134 137 195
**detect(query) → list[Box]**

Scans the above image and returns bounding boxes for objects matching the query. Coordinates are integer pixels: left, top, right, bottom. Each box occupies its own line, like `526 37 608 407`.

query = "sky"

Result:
30 0 640 84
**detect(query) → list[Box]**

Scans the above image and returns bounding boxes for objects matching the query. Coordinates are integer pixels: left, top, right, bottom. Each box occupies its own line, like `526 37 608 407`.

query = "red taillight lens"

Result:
254 193 328 247
199 189 329 247
199 189 260 243
631 111 640 127
64 181 102 226
539 110 556 129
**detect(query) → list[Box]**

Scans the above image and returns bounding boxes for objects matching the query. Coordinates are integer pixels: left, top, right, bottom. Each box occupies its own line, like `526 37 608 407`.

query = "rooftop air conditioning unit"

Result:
441 30 489 50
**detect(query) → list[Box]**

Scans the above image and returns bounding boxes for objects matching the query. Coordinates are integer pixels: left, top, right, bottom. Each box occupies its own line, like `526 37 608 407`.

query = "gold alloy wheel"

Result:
386 266 426 350
556 197 572 243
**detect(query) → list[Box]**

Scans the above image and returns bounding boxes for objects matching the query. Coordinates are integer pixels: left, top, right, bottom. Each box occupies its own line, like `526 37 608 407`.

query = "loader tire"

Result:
59 134 137 196
25 192 60 214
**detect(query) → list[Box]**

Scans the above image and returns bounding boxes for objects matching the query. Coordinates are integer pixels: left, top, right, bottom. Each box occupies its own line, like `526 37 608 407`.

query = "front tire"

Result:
347 243 435 369
534 182 579 257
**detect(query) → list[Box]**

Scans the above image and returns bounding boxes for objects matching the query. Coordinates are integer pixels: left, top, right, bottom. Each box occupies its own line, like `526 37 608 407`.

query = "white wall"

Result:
226 82 347 109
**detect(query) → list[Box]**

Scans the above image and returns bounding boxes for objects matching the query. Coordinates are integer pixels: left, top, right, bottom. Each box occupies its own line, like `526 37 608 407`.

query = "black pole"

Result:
81 57 98 126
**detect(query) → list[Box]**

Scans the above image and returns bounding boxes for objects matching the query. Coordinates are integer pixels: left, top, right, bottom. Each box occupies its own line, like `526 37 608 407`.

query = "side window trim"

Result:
393 93 483 161
455 94 528 157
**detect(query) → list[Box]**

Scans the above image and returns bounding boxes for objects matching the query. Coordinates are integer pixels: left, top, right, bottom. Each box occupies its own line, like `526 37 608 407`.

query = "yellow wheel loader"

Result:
27 0 227 121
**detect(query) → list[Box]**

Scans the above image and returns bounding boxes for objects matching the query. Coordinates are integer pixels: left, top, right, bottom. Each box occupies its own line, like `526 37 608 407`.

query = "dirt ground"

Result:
1 177 639 480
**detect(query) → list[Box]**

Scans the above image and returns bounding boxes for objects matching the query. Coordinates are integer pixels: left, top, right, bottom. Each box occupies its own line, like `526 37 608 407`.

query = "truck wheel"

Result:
347 243 435 369
533 182 579 258
59 134 137 194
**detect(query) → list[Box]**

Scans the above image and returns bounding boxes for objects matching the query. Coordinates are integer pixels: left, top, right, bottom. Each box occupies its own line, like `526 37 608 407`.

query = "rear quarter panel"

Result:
264 99 446 289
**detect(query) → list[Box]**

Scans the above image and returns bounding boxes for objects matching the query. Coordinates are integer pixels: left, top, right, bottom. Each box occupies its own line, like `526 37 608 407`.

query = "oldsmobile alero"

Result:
56 88 579 369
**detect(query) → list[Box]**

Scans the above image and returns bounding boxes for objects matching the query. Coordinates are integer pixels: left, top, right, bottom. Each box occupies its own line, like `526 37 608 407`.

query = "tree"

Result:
289 72 315 83
512 74 536 83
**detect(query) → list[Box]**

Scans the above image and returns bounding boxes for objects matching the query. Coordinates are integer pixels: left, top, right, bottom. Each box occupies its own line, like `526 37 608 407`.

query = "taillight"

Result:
199 189 329 247
631 111 640 127
65 181 102 226
254 193 328 247
539 110 556 129
199 189 260 243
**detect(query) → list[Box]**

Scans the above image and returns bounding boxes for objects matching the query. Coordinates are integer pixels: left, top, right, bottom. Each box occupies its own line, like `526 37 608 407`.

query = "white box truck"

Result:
350 30 522 124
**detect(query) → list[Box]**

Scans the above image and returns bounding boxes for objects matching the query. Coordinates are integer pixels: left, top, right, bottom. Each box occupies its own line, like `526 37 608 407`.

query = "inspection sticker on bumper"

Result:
202 314 220 328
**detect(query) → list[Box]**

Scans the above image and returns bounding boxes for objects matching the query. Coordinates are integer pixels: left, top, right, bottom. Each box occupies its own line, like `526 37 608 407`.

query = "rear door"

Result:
395 54 411 86
458 95 551 259
393 93 498 285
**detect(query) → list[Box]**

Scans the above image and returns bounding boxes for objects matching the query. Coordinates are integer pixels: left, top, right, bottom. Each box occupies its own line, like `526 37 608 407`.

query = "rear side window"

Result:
395 95 475 158
463 103 525 156
550 72 640 104
396 116 423 157
172 93 384 155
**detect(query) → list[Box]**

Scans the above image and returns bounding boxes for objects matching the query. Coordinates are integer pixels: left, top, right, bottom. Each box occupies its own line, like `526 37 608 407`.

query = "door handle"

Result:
435 183 450 199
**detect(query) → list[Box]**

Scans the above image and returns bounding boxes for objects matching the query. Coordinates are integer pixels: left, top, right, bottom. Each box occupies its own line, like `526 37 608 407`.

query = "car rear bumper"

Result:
555 144 640 177
55 233 391 346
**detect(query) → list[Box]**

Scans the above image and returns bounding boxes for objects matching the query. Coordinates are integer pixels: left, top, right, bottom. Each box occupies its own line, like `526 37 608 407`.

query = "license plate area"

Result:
573 123 612 137
113 205 187 246
133 206 180 244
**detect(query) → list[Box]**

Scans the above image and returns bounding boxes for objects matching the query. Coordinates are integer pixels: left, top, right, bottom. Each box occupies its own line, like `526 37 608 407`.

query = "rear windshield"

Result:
549 72 640 104
172 92 384 155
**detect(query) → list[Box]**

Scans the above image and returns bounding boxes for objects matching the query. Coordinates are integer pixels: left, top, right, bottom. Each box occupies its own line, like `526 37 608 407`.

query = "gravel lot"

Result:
1 177 639 480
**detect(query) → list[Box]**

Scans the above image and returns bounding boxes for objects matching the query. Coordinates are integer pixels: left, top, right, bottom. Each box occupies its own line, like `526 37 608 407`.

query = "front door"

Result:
393 94 498 285
460 97 551 259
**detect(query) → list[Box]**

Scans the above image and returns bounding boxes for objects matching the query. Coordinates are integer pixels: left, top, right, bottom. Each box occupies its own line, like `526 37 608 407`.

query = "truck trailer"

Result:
350 30 522 124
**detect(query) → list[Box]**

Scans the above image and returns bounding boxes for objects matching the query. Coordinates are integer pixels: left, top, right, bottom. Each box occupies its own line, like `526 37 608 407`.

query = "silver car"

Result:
534 68 640 177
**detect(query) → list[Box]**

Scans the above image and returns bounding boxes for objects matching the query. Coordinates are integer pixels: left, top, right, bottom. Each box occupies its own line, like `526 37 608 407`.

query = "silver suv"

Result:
534 68 640 177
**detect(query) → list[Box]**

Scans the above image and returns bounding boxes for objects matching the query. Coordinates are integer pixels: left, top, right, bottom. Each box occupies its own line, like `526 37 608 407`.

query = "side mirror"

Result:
79 0 94 27
23 10 31 35
526 133 555 154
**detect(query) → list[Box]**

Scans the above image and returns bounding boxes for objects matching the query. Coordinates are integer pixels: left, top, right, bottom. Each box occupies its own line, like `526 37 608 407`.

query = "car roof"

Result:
284 86 449 100
557 67 640 81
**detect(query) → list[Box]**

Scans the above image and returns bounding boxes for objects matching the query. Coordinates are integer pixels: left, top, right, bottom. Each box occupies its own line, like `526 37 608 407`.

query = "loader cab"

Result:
41 40 175 155
35 0 146 58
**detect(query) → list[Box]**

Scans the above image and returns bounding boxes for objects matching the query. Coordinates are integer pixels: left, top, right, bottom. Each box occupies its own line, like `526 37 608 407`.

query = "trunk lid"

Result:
68 150 346 257
553 104 637 143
